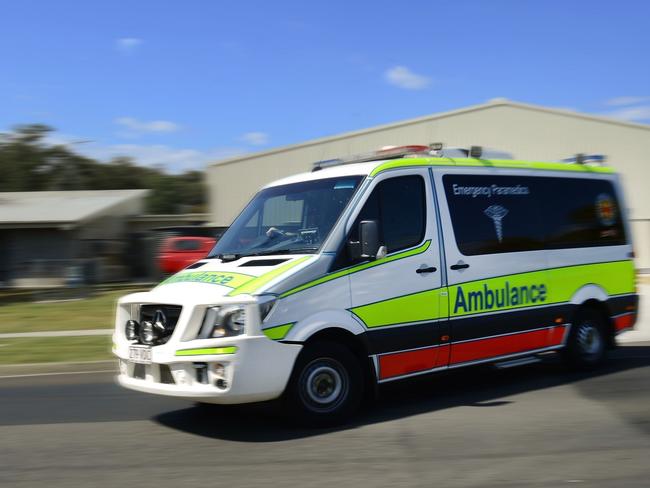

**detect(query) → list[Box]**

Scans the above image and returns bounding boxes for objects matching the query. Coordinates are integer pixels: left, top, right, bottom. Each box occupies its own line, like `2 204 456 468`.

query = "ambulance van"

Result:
113 145 638 424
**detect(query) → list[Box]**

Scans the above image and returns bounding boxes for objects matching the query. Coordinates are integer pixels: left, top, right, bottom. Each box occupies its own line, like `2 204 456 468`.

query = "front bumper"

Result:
114 335 302 404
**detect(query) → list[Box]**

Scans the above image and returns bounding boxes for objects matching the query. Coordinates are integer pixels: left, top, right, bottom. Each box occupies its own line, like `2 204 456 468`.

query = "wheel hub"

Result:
299 359 350 413
306 366 342 404
577 323 602 357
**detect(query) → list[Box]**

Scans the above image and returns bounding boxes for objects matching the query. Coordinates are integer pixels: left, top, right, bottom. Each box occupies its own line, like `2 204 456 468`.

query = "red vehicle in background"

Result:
158 236 216 274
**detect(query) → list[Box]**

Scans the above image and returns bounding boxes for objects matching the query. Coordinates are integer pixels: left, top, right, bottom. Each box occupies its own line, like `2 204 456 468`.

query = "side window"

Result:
261 195 304 231
347 175 426 256
381 176 426 251
443 175 544 255
541 178 626 248
240 209 261 242
173 239 202 251
243 209 260 228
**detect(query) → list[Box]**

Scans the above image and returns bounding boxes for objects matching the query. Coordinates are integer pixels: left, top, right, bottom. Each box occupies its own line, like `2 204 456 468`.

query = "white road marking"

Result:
0 329 113 339
0 370 115 380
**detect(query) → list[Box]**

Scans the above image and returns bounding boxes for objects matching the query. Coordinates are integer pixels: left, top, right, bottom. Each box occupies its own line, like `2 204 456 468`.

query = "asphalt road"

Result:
1 344 649 488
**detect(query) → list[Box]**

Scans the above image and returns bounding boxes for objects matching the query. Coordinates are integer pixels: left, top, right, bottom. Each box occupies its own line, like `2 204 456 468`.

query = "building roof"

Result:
209 99 650 168
0 189 149 228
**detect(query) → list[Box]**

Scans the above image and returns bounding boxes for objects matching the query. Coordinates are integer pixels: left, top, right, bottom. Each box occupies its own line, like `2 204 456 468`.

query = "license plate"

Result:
129 345 152 364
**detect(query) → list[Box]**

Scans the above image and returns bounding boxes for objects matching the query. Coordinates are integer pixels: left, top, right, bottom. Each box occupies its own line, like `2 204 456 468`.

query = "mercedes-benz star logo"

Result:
153 309 167 333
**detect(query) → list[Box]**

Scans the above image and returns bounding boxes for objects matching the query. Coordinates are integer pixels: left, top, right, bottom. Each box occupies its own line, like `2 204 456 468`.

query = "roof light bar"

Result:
311 143 514 171
312 145 431 171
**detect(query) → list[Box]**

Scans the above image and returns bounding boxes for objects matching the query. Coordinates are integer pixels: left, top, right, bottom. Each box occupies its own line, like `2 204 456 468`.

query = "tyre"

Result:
562 308 608 370
284 341 363 426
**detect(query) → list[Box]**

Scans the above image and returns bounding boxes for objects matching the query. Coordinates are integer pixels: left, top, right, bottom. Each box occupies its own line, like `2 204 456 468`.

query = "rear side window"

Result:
443 175 544 255
351 175 426 253
541 178 626 248
443 174 626 255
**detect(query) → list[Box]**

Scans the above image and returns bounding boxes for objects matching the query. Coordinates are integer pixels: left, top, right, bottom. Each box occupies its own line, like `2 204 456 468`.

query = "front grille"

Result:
133 363 146 379
159 365 175 384
137 304 182 345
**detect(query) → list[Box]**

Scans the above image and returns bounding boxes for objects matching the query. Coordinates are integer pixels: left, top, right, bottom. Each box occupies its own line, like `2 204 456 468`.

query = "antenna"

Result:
561 154 607 165
469 146 483 158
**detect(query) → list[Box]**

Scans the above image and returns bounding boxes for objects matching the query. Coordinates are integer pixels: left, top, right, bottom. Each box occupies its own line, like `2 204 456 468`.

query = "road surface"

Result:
1 344 649 487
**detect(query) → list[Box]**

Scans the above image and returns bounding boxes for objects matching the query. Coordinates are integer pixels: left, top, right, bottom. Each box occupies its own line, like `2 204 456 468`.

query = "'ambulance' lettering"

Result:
454 282 547 314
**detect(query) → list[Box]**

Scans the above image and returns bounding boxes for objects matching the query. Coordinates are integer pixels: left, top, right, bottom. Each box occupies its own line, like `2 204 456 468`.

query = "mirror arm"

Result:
376 245 387 260
348 240 362 261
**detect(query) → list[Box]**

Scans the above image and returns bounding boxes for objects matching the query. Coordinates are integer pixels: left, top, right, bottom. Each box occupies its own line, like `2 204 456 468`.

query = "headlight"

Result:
199 305 247 339
125 320 139 340
258 296 277 323
140 321 156 344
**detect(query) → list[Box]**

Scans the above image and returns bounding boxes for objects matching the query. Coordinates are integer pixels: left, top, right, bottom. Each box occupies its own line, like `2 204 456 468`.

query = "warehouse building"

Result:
0 189 148 286
207 99 650 271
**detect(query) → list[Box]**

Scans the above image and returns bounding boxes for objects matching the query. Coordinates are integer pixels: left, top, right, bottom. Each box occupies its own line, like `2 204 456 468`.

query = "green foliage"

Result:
0 124 207 214
0 289 134 334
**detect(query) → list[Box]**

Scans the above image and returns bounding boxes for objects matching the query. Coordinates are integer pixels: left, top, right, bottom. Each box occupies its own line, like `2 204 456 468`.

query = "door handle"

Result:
450 262 470 270
416 266 437 274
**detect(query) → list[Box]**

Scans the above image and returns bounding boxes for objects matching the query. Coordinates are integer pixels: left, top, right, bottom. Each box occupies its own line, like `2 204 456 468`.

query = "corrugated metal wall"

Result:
207 102 650 270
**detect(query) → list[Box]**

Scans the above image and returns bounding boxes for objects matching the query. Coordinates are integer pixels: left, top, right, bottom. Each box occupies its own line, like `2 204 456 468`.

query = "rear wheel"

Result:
563 308 607 370
284 342 363 426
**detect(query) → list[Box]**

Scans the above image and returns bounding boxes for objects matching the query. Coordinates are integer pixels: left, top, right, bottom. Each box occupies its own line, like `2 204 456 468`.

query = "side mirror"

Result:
347 220 385 261
359 220 379 259
359 220 386 259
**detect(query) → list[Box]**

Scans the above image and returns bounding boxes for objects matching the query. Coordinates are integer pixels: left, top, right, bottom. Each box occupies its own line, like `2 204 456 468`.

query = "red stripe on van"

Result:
450 326 565 365
436 344 451 368
379 346 443 380
549 324 566 344
614 313 635 332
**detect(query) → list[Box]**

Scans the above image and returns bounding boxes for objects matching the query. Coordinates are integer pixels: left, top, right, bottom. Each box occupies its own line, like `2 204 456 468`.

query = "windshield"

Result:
209 175 364 258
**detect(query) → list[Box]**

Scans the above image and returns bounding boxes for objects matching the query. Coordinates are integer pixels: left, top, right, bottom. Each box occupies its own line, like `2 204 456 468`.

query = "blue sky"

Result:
1 0 649 171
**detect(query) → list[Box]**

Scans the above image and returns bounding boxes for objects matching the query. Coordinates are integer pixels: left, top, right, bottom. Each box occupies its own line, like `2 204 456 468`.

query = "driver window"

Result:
335 175 426 268
380 175 426 251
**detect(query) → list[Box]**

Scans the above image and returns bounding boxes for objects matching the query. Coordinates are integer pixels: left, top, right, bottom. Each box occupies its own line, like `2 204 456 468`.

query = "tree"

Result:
0 124 207 214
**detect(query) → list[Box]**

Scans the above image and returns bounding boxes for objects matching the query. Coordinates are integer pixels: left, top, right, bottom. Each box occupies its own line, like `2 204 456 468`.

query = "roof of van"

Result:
265 157 614 188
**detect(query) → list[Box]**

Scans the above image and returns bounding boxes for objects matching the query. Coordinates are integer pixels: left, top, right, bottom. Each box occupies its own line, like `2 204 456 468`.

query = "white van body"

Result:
113 154 638 417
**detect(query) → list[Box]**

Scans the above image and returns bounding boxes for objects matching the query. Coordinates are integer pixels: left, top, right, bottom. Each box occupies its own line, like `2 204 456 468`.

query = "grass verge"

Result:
0 290 134 334
0 336 113 364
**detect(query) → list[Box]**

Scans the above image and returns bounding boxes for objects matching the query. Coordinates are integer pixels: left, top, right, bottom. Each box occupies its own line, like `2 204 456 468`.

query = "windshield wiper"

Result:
210 253 242 262
242 247 319 257
209 247 318 262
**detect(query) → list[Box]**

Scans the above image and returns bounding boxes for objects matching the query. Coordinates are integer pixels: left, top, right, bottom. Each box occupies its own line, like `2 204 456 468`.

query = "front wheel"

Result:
284 342 363 426
562 308 607 370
